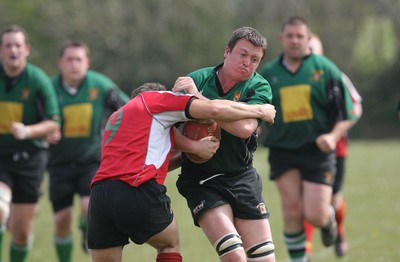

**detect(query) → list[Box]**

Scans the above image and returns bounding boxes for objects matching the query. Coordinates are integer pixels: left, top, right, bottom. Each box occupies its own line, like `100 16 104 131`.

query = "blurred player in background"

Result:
87 82 276 262
172 26 276 262
47 40 129 262
259 16 359 262
303 32 363 257
0 25 60 262
397 98 400 120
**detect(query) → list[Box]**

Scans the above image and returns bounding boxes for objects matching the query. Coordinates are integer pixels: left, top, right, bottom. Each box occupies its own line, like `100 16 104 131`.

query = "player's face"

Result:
58 46 90 86
0 32 30 74
223 38 263 82
280 24 310 60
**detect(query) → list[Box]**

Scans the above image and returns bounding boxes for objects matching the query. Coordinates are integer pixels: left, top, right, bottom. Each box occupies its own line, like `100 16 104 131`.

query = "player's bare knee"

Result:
213 233 244 258
0 188 11 225
246 240 275 261
13 228 33 244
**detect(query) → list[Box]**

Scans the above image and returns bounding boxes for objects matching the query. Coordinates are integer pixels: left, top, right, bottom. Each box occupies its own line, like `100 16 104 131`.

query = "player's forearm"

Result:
26 120 60 139
330 119 356 142
353 103 363 119
212 101 267 121
217 119 257 139
12 120 60 140
190 99 275 124
173 128 198 153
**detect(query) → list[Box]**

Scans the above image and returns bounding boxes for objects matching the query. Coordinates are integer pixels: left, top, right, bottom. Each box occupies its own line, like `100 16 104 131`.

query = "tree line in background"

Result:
1 0 399 138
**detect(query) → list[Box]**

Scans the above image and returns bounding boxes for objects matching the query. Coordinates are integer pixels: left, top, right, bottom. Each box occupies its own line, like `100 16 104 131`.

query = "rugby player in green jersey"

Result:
259 16 358 262
46 41 129 262
0 25 61 262
173 27 276 262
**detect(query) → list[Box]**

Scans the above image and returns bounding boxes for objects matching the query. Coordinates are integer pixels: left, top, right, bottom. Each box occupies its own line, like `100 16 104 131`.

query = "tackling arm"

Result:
189 99 275 125
174 76 275 138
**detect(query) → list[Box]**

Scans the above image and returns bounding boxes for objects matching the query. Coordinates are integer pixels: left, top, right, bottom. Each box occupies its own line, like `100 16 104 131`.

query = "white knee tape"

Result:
0 187 11 225
213 233 243 257
246 240 275 260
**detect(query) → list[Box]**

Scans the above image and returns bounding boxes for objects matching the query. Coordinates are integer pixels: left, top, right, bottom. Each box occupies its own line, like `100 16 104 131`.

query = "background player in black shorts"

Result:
46 40 129 262
0 24 60 262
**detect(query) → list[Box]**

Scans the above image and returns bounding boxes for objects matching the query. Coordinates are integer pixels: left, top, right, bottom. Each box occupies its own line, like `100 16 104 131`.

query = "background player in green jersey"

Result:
172 27 276 262
0 25 60 262
46 40 129 262
259 16 358 262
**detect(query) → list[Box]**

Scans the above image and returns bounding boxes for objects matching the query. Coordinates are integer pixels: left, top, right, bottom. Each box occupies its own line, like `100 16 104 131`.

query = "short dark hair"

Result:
58 40 90 58
0 24 29 45
131 82 167 99
281 16 309 32
227 26 267 59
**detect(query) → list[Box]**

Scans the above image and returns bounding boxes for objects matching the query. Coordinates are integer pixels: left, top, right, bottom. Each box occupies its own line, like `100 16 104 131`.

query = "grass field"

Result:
3 140 399 262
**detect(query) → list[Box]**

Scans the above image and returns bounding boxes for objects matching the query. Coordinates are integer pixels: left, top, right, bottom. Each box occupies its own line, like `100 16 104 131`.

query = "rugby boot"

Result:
334 234 348 257
320 206 337 247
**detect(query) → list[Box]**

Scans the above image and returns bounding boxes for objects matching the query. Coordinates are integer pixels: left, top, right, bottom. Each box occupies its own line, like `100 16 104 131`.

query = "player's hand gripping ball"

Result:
182 120 221 164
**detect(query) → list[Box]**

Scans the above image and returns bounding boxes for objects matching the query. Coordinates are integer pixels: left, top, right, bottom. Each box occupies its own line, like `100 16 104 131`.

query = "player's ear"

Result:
224 46 230 58
25 43 31 57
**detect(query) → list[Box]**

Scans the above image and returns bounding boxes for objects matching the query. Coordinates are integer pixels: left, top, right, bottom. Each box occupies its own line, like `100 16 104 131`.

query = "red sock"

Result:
335 200 347 235
304 220 314 253
304 220 315 242
156 252 182 262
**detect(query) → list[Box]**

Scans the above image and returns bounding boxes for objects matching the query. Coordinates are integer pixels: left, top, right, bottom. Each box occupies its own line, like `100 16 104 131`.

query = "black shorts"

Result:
88 179 174 248
0 150 47 203
268 147 336 186
176 168 270 227
48 161 99 212
333 156 345 194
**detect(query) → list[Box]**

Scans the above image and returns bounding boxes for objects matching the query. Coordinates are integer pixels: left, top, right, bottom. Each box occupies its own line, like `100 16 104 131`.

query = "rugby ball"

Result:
182 120 221 164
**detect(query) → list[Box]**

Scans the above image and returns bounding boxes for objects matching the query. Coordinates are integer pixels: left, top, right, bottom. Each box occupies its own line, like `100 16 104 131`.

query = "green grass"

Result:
3 140 399 262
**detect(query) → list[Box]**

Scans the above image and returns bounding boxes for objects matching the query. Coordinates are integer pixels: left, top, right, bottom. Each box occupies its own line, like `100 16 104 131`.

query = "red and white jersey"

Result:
342 73 362 104
91 91 195 188
336 73 362 157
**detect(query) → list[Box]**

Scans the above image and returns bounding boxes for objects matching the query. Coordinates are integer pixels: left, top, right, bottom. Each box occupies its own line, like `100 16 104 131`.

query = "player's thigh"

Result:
198 204 236 244
9 203 38 242
146 216 180 252
80 195 90 216
235 217 273 247
303 181 332 224
275 169 303 210
91 246 122 262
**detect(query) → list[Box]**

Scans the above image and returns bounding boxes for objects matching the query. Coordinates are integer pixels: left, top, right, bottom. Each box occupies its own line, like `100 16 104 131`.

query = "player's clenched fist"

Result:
11 122 30 140
260 104 276 125
172 76 203 98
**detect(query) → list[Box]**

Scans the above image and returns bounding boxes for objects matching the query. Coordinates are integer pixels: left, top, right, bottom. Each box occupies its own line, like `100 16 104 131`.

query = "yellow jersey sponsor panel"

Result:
0 102 23 134
280 85 313 123
63 104 93 137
